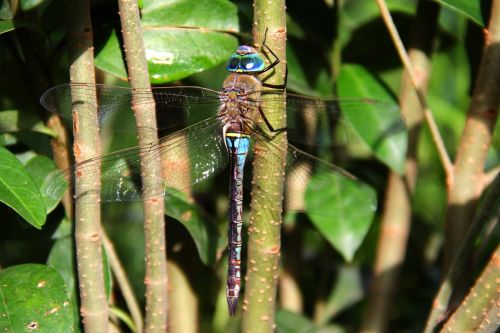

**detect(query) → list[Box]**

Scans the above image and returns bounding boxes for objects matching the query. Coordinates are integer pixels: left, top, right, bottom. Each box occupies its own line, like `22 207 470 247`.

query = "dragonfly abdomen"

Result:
225 132 250 316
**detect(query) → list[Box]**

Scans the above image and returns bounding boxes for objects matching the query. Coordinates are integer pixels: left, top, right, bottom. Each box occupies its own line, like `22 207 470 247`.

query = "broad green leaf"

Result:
95 0 239 84
338 64 407 175
276 309 315 333
0 146 46 228
0 19 45 36
20 0 45 11
0 264 73 333
434 0 488 26
0 110 38 133
165 190 220 265
0 20 15 34
316 266 363 324
25 155 62 213
47 229 113 333
46 237 81 333
305 171 377 261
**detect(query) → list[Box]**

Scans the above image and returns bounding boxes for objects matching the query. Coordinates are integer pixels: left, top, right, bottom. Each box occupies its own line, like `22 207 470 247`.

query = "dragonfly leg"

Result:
261 65 288 90
257 28 288 90
258 105 287 134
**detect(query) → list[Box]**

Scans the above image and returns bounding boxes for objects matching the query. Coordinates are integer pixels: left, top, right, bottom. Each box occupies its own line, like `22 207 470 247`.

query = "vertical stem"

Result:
424 173 500 333
65 0 107 332
440 246 500 332
360 1 439 332
117 1 168 332
443 0 500 271
242 1 287 332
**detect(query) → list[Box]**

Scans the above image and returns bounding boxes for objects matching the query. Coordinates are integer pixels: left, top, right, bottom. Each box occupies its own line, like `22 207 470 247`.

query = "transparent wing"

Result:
40 83 222 132
246 118 377 220
43 118 228 203
284 144 377 220
254 92 404 148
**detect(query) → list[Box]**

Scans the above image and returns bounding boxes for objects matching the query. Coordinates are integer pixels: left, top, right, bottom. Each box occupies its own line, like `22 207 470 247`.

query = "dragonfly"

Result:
40 42 403 316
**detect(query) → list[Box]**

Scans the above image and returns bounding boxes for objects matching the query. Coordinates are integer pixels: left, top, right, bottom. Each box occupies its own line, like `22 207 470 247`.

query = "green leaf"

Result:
0 110 39 133
95 0 239 84
276 309 315 333
164 190 220 265
434 0 488 26
46 236 81 333
0 146 46 228
20 0 45 11
25 155 62 213
47 228 113 333
338 64 407 175
0 20 15 34
0 264 74 333
305 171 377 261
316 266 364 324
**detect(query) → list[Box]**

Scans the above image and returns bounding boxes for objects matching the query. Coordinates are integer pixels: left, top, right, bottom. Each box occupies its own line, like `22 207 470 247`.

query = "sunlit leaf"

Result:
0 146 46 228
0 264 73 333
20 0 45 11
95 0 239 84
338 64 407 175
434 0 488 26
305 171 376 261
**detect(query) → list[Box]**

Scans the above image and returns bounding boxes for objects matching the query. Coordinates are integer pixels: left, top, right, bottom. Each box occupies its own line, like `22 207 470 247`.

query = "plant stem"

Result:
443 0 500 271
102 232 143 333
360 1 439 332
241 1 287 331
117 1 168 332
440 245 500 332
375 0 453 180
65 0 108 331
424 173 500 333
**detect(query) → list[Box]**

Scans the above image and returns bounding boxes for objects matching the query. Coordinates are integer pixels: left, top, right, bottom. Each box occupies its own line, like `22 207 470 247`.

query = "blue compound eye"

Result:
240 54 265 72
227 55 240 71
241 57 255 69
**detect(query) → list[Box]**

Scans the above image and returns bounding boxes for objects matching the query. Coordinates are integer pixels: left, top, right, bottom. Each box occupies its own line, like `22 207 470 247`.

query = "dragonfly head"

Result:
226 45 265 74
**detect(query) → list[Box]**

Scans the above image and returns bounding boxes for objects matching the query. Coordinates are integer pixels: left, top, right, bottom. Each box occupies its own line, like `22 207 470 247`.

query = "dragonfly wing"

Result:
257 92 403 148
285 143 377 220
40 83 222 133
43 118 228 203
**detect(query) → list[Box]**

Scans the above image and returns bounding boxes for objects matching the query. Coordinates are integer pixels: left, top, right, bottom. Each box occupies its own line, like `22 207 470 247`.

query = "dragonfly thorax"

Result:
219 73 263 136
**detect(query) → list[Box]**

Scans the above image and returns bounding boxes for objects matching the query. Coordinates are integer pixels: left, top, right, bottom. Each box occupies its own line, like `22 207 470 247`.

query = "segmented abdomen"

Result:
225 132 250 316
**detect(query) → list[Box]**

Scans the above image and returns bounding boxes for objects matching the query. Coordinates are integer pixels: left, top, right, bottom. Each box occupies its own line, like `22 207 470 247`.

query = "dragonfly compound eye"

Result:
240 54 265 72
227 56 241 71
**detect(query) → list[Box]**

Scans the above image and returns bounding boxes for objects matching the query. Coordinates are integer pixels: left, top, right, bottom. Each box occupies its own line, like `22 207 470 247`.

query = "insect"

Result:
40 39 403 316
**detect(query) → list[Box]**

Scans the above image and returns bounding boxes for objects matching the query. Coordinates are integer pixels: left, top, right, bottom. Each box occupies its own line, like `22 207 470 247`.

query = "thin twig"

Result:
375 0 454 181
102 231 143 333
117 1 168 332
360 2 440 331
